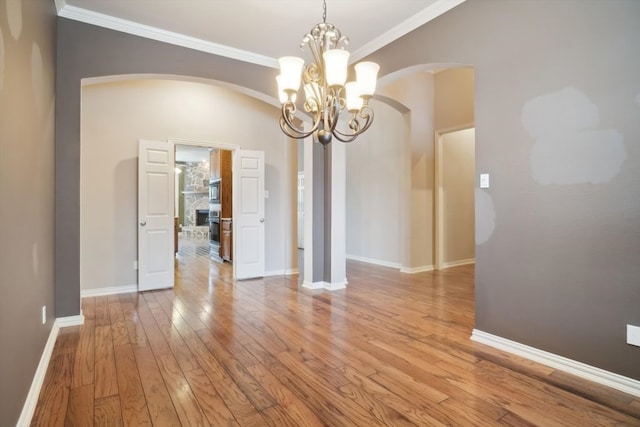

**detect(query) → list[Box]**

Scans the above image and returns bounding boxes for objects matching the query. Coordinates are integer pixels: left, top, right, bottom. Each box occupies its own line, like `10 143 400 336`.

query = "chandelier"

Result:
276 0 380 146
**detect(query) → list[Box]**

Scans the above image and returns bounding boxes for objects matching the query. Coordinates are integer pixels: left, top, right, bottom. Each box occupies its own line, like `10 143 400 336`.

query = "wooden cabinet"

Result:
220 150 233 218
174 217 179 254
209 149 220 179
220 218 232 262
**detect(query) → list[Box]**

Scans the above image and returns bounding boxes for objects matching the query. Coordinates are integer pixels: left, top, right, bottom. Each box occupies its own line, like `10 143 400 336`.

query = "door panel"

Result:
138 140 175 291
235 150 265 279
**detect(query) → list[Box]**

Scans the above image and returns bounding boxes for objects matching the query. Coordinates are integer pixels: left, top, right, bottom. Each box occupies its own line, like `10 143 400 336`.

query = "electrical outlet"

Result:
627 325 640 347
133 260 138 270
42 306 46 325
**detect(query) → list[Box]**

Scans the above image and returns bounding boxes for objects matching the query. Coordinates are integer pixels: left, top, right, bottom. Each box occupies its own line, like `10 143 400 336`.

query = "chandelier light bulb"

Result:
278 56 305 93
355 62 380 97
323 49 350 87
345 82 363 112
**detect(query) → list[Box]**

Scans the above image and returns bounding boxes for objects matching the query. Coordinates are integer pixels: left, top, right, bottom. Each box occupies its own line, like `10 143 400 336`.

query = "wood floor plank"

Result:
32 241 640 426
145 295 201 373
95 296 111 326
197 329 276 411
71 319 95 388
113 343 152 426
94 324 118 399
65 384 94 427
109 300 130 347
184 368 240 427
183 331 266 425
245 362 325 427
155 352 211 426
120 299 149 347
260 404 309 427
133 346 181 426
94 396 123 427
31 335 75 427
82 296 96 321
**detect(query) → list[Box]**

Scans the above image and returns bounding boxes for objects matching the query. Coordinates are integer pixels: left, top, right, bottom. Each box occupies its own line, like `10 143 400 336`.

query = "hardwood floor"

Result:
32 241 640 426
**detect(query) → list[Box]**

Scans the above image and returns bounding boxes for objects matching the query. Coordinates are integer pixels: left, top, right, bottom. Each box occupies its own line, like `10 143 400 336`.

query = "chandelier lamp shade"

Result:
276 1 380 146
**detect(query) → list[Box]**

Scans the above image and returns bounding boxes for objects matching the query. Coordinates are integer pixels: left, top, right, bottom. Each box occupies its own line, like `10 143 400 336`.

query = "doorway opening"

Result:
434 127 476 270
172 140 239 277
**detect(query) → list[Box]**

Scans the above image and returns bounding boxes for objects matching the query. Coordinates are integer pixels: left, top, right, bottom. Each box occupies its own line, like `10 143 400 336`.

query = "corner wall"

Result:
0 1 57 424
369 0 640 380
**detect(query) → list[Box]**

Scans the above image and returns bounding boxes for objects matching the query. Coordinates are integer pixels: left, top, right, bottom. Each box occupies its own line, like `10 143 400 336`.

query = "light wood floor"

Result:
32 241 640 426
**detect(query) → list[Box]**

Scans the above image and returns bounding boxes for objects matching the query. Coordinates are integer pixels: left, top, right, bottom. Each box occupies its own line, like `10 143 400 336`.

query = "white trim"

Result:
56 314 85 328
16 323 60 427
54 0 66 14
17 313 87 426
264 268 299 277
56 5 278 69
346 254 401 270
351 0 467 62
441 258 475 269
324 280 347 291
471 329 640 398
81 284 137 298
301 280 347 291
55 0 463 69
302 281 325 290
400 265 435 274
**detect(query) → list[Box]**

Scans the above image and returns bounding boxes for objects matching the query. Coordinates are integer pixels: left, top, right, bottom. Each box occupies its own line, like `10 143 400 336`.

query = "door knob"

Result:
140 220 147 226
259 218 265 223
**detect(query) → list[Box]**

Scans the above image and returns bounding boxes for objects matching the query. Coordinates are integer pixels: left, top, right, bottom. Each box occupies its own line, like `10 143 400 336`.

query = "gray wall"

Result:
0 0 57 424
56 18 278 316
368 0 640 380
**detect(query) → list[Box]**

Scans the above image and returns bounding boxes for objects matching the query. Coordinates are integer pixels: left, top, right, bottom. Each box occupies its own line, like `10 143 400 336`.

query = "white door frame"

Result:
169 138 240 279
434 123 474 271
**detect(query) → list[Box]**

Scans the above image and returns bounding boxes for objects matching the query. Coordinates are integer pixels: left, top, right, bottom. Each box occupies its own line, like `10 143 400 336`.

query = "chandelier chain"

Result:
322 0 327 23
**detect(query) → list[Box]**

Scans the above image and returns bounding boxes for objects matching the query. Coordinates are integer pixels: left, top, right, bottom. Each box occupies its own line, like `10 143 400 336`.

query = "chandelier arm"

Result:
332 106 375 143
305 36 323 71
323 88 342 134
280 104 322 139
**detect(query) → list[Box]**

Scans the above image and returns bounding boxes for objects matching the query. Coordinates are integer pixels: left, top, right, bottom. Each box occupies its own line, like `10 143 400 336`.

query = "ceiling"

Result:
56 0 465 67
175 145 211 163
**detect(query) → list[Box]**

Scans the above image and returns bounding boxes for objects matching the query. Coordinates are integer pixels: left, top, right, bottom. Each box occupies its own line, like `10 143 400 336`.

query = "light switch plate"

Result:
480 173 490 189
627 324 640 347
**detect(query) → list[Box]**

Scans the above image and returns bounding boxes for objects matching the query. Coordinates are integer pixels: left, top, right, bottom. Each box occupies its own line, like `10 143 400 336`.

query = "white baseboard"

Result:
400 265 435 274
302 280 347 291
264 268 299 277
471 329 640 398
81 284 137 298
302 280 324 290
17 323 60 426
56 314 85 328
17 313 87 426
346 254 401 269
442 258 475 268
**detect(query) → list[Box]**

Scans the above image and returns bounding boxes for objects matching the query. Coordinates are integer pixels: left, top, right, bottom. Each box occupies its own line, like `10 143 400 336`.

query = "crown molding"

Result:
56 3 279 69
56 0 464 69
350 0 467 63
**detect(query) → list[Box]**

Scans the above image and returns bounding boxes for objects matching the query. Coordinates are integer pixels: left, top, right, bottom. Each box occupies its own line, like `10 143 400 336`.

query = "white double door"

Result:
138 140 265 291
